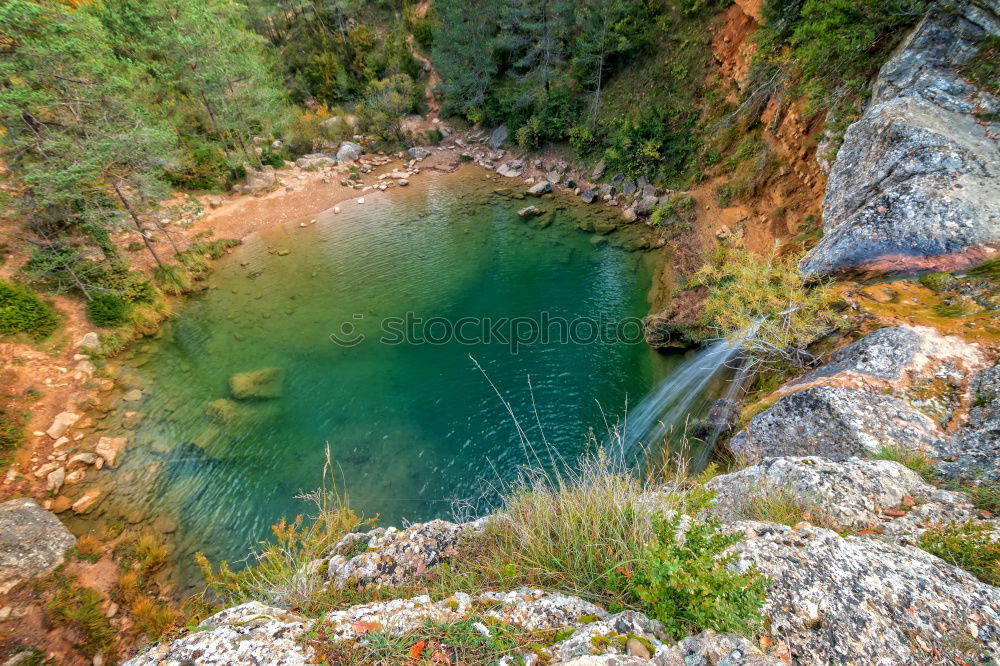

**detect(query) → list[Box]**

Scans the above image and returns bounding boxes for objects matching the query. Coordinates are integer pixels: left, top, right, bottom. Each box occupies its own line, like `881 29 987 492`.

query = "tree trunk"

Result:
113 181 164 268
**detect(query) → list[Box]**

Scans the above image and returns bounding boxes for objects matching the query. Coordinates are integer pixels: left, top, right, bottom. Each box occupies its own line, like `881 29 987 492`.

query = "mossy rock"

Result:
229 367 285 400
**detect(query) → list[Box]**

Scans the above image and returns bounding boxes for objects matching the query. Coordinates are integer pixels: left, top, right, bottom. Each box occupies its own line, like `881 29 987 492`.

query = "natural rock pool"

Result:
71 167 684 585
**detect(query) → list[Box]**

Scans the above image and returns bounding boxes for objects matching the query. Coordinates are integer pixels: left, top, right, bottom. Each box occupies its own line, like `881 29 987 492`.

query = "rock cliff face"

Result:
801 1 1000 277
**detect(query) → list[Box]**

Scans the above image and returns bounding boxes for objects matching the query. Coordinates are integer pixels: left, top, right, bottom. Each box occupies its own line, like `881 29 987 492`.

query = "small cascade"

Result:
621 322 761 461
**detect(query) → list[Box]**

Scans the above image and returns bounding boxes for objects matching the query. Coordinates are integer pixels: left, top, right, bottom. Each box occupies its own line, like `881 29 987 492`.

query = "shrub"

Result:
0 279 59 340
630 514 768 639
130 595 180 638
918 272 953 292
154 264 191 295
86 293 130 328
0 402 26 452
919 521 999 586
45 576 116 657
650 193 697 228
690 241 839 371
967 483 1000 515
165 140 231 191
426 128 443 145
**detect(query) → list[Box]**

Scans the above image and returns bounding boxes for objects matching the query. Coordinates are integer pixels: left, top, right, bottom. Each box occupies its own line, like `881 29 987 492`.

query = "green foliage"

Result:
0 401 27 453
690 241 839 370
967 483 1000 516
961 34 1000 97
872 445 936 482
918 272 954 293
357 74 417 144
630 514 768 640
86 293 131 328
756 0 929 113
919 521 1000 586
154 264 192 295
650 193 697 229
0 279 59 340
164 140 231 192
45 575 117 657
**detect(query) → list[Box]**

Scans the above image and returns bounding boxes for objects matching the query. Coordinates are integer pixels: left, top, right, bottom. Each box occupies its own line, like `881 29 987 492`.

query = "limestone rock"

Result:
0 498 75 593
46 467 65 494
708 456 983 537
123 601 313 665
94 436 127 468
294 153 337 170
241 166 277 194
728 522 1000 664
633 196 659 217
781 325 985 396
518 205 543 218
801 3 1000 277
326 518 484 588
655 631 783 666
528 180 552 196
322 588 606 641
336 141 364 163
46 412 79 440
937 362 1000 483
489 125 508 150
550 611 668 662
579 189 598 204
728 386 951 462
229 367 285 400
407 146 431 160
497 159 526 178
72 491 102 514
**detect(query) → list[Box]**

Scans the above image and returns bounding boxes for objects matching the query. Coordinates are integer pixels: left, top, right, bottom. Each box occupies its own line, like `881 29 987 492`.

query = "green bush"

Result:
86 293 130 328
165 140 231 191
0 279 59 340
960 34 1000 97
154 264 191 295
0 403 26 452
630 514 768 639
919 521 999 586
917 272 953 293
651 193 698 228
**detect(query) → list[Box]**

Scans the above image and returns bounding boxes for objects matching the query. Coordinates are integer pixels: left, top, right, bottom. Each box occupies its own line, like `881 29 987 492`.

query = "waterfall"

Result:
621 322 761 461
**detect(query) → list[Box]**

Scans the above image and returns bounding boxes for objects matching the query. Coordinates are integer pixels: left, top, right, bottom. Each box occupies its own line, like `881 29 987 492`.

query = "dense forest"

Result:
0 0 930 333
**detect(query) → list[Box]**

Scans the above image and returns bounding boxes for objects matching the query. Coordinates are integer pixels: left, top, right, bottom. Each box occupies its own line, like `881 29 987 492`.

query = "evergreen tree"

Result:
0 0 176 270
432 0 501 122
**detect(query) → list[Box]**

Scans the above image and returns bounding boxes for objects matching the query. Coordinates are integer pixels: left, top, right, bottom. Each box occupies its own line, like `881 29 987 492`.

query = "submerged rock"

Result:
800 3 1000 277
728 522 1000 665
518 205 543 218
0 498 75 593
229 367 285 400
94 435 127 468
206 398 242 424
708 456 984 537
123 601 313 665
729 386 951 462
527 180 552 195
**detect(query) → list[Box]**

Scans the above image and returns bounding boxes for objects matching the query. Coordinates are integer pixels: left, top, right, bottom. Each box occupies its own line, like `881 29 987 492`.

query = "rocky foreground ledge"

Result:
121 323 1000 665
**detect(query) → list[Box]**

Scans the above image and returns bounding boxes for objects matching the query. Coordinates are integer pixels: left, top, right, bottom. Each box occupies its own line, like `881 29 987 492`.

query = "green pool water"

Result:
88 167 680 581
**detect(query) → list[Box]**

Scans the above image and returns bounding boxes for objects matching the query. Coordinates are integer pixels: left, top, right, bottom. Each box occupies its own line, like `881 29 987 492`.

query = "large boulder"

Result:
0 498 76 593
489 124 508 150
708 456 984 537
801 3 1000 277
294 153 337 169
728 522 1000 665
123 602 313 665
335 141 364 163
406 146 431 160
496 159 526 178
240 166 277 194
728 386 951 462
229 367 285 400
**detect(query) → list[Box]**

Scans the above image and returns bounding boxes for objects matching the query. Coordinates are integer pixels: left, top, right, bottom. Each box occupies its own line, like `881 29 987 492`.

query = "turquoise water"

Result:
86 168 679 579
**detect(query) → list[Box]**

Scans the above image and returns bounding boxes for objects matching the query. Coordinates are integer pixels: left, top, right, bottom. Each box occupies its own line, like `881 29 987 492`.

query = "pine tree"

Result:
0 0 176 270
432 0 501 121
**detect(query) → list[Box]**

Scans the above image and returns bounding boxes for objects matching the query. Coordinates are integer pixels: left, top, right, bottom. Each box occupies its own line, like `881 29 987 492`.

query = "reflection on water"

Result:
65 167 685 588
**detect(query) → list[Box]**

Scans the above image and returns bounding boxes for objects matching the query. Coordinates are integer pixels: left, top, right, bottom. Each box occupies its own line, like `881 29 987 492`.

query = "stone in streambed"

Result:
207 398 242 424
527 180 552 196
518 205 542 218
229 368 285 400
95 436 127 468
46 412 80 439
